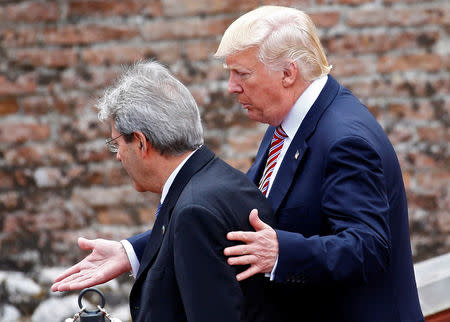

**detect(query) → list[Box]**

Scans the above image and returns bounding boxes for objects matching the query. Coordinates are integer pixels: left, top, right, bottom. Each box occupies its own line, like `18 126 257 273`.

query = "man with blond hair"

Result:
53 6 423 322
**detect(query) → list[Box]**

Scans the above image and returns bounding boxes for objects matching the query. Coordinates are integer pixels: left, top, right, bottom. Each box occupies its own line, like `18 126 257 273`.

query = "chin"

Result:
133 183 145 192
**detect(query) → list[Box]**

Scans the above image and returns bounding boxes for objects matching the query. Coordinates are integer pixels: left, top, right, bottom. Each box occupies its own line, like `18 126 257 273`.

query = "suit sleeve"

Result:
274 136 391 285
173 205 244 322
127 230 151 263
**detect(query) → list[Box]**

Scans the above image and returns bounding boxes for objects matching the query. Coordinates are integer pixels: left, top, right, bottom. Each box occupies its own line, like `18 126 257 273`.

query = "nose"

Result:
116 151 121 161
228 72 243 94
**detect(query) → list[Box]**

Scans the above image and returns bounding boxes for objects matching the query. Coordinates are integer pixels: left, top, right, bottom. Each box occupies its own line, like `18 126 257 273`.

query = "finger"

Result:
53 271 96 292
53 264 82 283
224 244 250 256
236 265 261 281
227 255 258 266
249 209 268 231
78 237 96 251
55 276 94 292
226 231 255 242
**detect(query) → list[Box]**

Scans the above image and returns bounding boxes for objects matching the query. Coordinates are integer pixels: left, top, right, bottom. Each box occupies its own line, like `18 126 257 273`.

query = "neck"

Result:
147 151 193 194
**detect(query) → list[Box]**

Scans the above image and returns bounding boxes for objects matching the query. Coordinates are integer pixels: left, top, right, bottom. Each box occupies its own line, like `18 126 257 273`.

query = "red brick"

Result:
347 8 447 27
4 1 60 23
52 93 90 115
61 67 120 90
408 191 439 211
309 11 340 28
389 125 415 145
328 55 373 77
0 170 14 189
138 205 159 225
75 140 112 163
68 0 162 18
20 96 54 115
417 126 449 143
377 54 443 74
227 129 266 155
436 211 450 233
0 73 37 95
261 0 311 7
389 77 449 98
142 16 236 41
0 122 50 144
71 186 147 207
42 25 140 45
383 0 429 4
4 145 74 167
317 0 372 4
163 0 258 16
387 101 435 121
14 169 34 187
10 49 78 68
417 170 450 192
323 31 439 55
407 151 439 168
0 97 19 115
3 213 22 233
0 28 38 47
83 163 129 186
184 39 220 61
98 208 134 225
81 43 181 66
342 78 393 100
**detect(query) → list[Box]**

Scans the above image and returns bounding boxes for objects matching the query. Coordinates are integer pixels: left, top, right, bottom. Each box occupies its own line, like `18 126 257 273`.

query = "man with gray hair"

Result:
54 5 424 321
53 60 276 321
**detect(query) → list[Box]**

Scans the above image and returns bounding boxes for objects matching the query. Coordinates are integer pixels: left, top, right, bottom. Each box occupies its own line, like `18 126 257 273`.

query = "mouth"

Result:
239 102 250 109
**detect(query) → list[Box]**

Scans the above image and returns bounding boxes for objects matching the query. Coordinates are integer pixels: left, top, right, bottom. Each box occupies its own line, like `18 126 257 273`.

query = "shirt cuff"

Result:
120 239 140 278
265 255 279 281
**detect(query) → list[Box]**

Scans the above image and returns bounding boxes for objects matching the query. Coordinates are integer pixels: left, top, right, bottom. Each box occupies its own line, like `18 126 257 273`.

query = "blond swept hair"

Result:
215 6 331 81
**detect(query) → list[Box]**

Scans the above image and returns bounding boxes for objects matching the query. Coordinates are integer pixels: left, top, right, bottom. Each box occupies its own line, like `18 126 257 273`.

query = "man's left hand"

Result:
224 209 278 281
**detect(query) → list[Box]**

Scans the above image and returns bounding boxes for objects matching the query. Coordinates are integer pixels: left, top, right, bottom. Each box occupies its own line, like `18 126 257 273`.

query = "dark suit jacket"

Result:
128 146 276 322
246 75 424 321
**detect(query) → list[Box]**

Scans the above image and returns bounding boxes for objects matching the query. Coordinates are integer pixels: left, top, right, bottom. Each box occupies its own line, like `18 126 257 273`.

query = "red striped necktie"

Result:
259 125 288 196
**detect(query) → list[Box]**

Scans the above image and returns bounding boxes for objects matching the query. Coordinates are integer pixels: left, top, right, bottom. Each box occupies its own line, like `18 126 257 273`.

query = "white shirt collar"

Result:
160 148 198 204
281 75 328 139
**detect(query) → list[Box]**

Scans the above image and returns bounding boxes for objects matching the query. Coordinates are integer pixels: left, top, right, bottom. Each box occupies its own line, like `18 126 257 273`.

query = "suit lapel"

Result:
135 145 215 281
267 75 341 213
247 126 275 185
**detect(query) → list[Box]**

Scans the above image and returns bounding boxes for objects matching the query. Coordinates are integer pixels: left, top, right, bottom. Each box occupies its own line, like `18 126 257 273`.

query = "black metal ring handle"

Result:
78 287 106 314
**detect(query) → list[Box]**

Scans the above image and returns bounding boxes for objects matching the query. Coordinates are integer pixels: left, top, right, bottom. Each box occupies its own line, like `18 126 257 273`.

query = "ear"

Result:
133 132 149 155
281 61 298 88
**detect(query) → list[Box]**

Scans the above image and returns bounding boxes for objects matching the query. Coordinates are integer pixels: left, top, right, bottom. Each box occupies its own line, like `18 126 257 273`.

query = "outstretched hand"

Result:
224 209 278 281
51 237 131 292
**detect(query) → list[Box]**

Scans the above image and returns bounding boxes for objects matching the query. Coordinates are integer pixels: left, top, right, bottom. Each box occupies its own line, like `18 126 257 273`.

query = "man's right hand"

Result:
51 237 132 292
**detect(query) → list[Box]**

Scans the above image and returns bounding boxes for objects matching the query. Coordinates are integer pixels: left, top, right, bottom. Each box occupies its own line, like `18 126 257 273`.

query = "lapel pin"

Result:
294 150 300 160
162 225 166 235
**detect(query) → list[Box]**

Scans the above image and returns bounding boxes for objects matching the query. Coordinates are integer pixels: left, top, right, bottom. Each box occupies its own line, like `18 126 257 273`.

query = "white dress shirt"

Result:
266 75 328 279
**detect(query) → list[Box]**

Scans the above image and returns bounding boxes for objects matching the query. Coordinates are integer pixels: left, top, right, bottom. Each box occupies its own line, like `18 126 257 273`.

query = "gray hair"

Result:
214 6 331 81
97 60 203 155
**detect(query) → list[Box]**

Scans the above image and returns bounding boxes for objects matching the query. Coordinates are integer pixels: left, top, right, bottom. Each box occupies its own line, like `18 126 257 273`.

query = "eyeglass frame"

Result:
105 133 124 153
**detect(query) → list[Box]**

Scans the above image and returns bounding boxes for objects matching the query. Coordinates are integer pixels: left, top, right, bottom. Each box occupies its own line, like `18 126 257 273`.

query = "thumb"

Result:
78 237 95 251
249 209 268 231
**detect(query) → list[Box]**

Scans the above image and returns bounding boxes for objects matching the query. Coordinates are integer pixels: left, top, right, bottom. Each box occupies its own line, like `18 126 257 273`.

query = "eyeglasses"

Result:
105 133 124 153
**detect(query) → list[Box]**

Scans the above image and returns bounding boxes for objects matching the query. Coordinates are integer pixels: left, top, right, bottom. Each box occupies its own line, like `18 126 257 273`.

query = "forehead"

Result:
224 47 260 69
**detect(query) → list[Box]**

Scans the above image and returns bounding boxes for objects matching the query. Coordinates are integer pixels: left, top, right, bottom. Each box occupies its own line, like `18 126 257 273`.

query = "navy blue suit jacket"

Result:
128 146 277 322
246 75 423 321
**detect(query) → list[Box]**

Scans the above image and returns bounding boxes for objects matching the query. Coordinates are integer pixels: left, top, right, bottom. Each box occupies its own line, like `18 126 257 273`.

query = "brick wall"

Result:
0 0 448 273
